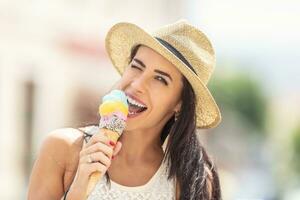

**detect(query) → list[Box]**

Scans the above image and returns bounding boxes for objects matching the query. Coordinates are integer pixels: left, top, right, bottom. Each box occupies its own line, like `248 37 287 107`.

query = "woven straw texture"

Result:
105 20 221 128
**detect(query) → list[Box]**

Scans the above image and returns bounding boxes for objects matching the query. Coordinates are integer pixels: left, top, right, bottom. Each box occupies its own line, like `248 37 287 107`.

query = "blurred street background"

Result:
0 0 299 199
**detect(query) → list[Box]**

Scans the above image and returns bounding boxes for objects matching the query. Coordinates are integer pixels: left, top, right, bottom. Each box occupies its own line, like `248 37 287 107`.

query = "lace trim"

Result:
88 161 175 200
109 160 165 191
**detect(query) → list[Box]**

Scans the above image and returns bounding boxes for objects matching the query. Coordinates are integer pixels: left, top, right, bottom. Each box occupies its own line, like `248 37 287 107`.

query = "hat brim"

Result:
105 22 221 129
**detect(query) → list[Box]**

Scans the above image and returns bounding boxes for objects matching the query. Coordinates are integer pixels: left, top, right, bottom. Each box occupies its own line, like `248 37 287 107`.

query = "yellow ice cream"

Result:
99 100 128 116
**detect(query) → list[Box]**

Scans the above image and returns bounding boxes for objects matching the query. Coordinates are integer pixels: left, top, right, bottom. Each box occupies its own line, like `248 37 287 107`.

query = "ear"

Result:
174 100 182 113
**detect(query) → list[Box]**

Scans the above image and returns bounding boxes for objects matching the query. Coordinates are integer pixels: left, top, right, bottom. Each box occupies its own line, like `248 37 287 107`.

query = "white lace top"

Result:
80 126 176 200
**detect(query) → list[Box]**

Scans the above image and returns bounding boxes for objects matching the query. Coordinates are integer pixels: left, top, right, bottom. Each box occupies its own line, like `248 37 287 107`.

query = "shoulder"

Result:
41 127 84 151
27 128 85 199
43 127 84 147
39 127 85 167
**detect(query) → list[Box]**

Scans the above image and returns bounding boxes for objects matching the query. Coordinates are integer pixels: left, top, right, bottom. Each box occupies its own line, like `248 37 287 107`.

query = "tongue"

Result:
129 105 144 113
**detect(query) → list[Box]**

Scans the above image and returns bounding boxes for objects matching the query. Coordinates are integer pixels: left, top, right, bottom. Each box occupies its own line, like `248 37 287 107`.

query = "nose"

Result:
130 74 148 94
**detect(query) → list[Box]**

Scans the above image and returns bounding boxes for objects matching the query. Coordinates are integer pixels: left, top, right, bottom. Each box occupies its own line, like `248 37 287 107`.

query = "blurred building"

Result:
0 0 186 199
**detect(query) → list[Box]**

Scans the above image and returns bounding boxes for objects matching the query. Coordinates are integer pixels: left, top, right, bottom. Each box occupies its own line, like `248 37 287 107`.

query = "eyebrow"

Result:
133 58 146 68
133 58 173 81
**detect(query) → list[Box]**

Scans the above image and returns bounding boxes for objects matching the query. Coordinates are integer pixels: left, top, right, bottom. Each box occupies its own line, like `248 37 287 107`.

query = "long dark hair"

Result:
163 77 221 200
130 45 221 199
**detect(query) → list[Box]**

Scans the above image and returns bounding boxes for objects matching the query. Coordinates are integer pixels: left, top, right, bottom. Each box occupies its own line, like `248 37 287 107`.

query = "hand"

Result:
66 129 122 200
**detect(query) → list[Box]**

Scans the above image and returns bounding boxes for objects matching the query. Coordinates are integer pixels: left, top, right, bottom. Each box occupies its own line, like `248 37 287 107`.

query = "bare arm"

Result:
28 127 122 200
27 129 79 200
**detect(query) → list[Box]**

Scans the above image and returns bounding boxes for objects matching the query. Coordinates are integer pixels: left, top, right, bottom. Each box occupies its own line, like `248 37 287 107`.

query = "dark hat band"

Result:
155 37 197 75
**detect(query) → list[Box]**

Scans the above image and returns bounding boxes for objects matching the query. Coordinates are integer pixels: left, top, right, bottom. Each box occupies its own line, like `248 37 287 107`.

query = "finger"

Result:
88 162 107 174
79 154 92 164
80 142 114 159
85 130 112 148
112 141 122 156
80 151 111 167
90 152 111 167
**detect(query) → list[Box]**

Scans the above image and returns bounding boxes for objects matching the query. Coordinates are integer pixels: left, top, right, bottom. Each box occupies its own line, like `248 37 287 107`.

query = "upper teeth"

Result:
127 96 146 108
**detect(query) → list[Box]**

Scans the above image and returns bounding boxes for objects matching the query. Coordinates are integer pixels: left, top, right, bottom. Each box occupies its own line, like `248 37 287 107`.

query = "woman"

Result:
28 20 222 200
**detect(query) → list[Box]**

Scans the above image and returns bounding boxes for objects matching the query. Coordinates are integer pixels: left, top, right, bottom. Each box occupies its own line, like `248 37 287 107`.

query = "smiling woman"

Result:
119 45 184 129
28 20 222 200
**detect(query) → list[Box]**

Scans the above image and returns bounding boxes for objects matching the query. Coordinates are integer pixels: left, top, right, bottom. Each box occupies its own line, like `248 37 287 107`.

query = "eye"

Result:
155 76 168 86
131 64 142 71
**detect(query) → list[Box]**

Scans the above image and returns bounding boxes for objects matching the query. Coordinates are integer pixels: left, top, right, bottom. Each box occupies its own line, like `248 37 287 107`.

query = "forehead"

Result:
133 45 182 78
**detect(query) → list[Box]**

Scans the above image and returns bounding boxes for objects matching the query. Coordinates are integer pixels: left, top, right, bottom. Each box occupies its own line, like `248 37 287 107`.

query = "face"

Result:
117 45 183 132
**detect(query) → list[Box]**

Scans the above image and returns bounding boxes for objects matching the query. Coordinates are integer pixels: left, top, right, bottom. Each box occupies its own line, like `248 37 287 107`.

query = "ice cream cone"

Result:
85 90 128 198
86 129 120 197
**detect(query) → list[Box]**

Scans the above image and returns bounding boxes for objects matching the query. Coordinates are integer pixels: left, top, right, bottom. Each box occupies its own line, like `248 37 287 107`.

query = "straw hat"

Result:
105 20 221 129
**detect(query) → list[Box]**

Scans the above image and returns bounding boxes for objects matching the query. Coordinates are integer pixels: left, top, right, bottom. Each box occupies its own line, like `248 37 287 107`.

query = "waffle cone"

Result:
85 129 120 198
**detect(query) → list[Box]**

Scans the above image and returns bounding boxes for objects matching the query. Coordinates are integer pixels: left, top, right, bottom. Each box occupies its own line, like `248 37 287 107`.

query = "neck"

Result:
117 129 164 165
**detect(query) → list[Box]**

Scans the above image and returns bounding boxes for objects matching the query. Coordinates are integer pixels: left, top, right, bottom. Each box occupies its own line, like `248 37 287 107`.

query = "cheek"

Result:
151 81 182 102
150 89 179 114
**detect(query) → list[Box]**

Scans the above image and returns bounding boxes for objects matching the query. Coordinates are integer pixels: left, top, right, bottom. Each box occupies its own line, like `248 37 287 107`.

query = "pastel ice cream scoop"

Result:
98 90 128 137
86 90 128 197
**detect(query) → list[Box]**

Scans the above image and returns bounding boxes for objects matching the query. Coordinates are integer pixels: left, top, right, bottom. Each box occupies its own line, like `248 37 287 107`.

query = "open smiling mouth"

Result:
127 96 148 117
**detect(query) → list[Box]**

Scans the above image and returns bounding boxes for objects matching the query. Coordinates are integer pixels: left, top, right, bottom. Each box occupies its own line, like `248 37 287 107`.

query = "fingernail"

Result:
109 141 116 146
